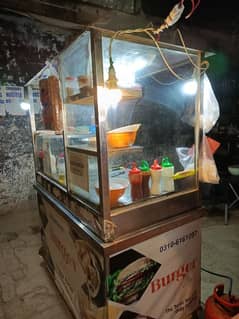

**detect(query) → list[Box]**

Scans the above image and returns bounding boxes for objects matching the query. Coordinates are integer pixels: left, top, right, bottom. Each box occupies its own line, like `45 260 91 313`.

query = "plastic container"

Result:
128 162 143 201
139 160 151 197
107 124 141 148
37 150 44 171
56 152 66 184
161 157 174 193
150 159 162 195
65 76 79 97
95 178 128 207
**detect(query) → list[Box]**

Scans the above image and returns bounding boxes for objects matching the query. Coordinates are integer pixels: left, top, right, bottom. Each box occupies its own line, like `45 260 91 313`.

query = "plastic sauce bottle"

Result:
150 159 162 195
56 152 66 185
161 157 174 193
128 162 143 201
139 160 151 197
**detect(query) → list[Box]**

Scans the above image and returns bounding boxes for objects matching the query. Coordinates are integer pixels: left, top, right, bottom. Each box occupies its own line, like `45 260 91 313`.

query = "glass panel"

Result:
28 62 67 187
59 31 99 205
102 36 199 208
67 149 99 205
35 133 66 186
29 65 62 132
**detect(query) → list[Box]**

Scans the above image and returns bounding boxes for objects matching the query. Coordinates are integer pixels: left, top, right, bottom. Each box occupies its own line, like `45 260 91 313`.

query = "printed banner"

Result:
39 196 106 319
31 87 42 114
38 192 201 319
108 219 201 319
0 86 5 116
5 86 25 115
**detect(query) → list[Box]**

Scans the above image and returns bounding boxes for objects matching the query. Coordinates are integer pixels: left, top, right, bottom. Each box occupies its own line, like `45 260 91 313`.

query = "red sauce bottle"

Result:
128 162 143 201
139 160 151 197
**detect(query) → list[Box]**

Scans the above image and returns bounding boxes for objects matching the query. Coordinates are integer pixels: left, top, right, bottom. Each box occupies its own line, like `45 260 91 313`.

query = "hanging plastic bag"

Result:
199 134 220 184
206 136 221 155
181 73 220 134
176 145 195 170
201 73 220 133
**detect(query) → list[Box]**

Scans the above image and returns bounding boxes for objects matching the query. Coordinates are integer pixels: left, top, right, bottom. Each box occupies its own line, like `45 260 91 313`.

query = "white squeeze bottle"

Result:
150 159 162 195
161 157 175 193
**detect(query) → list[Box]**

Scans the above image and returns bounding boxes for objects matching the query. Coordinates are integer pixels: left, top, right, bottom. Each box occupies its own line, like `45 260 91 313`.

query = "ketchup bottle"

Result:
128 162 143 201
139 160 151 197
150 159 162 195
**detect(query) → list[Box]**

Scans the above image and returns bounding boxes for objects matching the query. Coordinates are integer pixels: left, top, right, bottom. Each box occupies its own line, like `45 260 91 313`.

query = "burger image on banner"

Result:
108 249 160 305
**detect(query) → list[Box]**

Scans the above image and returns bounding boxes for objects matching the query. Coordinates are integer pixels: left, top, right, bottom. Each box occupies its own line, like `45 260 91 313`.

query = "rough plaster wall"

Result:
0 115 35 213
0 13 69 86
0 13 71 214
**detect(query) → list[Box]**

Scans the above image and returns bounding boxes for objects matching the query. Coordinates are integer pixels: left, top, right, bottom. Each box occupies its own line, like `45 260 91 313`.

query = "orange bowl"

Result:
95 178 129 207
107 124 141 148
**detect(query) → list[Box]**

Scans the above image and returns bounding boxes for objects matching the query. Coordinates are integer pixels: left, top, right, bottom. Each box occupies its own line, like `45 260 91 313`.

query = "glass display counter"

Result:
27 27 204 319
27 28 202 241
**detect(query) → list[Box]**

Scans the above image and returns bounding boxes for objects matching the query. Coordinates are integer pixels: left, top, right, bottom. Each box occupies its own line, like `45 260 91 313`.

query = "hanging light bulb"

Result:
182 79 198 95
105 58 122 107
106 59 118 90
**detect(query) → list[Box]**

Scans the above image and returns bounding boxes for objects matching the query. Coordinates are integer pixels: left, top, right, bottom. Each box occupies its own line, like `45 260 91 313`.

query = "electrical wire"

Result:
151 75 180 86
177 28 209 74
201 266 233 297
107 1 209 82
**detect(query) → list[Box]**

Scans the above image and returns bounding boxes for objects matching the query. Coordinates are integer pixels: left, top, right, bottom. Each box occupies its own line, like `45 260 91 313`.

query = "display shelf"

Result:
34 130 63 136
108 145 143 153
66 145 143 156
65 94 93 105
66 145 97 156
64 87 143 105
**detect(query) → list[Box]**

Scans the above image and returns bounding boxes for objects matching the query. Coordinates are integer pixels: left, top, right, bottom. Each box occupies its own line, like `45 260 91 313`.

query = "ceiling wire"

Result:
107 0 209 82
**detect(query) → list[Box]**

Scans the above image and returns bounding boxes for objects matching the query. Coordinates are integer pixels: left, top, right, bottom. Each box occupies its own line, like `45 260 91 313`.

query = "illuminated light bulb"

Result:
97 86 122 110
182 79 198 95
115 57 147 88
20 101 30 110
107 88 122 108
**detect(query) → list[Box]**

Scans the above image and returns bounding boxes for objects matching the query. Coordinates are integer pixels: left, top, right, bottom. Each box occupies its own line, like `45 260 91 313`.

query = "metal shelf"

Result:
64 87 143 105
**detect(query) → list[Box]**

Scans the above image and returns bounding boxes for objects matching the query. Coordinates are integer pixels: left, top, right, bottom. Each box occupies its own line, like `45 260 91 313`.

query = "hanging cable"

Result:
106 0 209 83
177 28 209 74
201 267 233 298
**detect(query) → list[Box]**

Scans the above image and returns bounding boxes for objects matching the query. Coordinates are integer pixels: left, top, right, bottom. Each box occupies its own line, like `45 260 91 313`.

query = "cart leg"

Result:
224 203 229 225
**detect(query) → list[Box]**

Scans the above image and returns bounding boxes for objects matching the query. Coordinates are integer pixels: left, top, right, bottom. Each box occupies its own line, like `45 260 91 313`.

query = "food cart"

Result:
27 28 204 319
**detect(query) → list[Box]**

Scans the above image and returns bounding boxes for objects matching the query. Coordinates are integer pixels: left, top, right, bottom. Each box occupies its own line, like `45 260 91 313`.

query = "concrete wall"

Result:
0 12 71 214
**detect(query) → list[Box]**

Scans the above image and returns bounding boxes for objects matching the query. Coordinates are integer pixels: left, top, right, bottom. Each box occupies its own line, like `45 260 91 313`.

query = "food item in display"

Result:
77 75 92 96
65 76 79 96
39 76 63 131
108 257 159 305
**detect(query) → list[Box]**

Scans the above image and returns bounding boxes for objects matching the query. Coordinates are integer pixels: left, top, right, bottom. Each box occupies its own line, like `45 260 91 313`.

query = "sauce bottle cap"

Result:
151 159 162 170
139 160 150 172
162 157 173 167
129 162 141 174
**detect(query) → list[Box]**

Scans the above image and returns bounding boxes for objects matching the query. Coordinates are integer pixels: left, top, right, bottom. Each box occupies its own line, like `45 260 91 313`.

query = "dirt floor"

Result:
0 200 238 319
